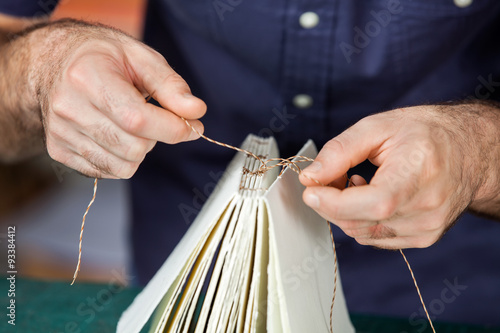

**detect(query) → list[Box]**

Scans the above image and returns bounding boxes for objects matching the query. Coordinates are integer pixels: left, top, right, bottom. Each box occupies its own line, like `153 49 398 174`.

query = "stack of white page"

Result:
118 134 354 333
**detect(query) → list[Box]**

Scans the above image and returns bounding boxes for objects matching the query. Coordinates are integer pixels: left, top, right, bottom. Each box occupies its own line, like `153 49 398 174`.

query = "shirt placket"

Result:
280 0 338 143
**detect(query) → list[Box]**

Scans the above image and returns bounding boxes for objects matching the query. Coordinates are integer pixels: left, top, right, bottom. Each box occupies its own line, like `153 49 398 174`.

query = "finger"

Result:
342 222 397 239
369 209 448 238
57 105 156 162
50 99 157 163
130 103 203 144
75 144 141 179
303 184 399 221
355 233 440 249
300 117 389 187
47 129 141 179
332 219 375 232
301 173 348 191
84 122 157 163
328 175 349 190
345 211 445 247
125 43 207 120
65 153 119 179
354 236 408 250
303 145 424 222
349 174 367 186
84 70 204 143
46 132 117 179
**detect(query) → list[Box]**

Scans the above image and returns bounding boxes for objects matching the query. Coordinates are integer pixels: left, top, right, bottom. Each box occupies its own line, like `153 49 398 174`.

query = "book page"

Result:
265 140 355 333
243 198 268 333
154 198 238 333
119 135 354 333
118 135 264 333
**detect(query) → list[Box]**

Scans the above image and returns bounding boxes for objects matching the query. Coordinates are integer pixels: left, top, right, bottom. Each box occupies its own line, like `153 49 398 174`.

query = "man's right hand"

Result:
2 18 206 179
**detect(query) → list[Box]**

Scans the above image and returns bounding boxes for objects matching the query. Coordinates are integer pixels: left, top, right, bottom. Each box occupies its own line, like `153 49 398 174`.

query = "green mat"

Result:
0 277 498 333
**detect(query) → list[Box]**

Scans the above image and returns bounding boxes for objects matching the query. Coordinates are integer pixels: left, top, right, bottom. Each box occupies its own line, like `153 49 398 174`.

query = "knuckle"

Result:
122 110 145 134
46 140 62 161
323 138 346 156
356 114 379 131
372 198 397 220
81 149 114 177
66 58 91 87
50 93 69 117
357 115 373 127
425 155 442 180
162 72 186 87
116 162 139 179
50 97 79 124
152 66 186 92
149 49 167 64
94 124 121 147
81 164 101 179
125 140 149 162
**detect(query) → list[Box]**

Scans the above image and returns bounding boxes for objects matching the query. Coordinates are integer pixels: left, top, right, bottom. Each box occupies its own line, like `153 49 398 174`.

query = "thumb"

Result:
300 117 388 186
125 42 207 120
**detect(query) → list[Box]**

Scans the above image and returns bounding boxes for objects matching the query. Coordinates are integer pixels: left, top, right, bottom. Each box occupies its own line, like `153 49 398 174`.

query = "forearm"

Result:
0 21 46 162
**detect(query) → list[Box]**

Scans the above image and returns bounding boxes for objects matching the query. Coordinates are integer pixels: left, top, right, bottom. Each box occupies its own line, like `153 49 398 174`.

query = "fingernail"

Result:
188 123 204 139
304 193 320 208
305 161 322 173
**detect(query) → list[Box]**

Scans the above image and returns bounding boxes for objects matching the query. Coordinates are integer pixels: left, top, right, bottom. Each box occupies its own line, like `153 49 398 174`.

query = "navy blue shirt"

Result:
0 0 58 17
2 0 500 327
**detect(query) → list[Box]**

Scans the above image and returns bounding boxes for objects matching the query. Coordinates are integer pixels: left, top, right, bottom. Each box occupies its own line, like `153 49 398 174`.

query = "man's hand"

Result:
299 103 500 249
0 19 206 178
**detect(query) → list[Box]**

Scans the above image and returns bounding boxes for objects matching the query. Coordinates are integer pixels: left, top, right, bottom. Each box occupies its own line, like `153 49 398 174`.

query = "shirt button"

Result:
299 12 320 29
454 0 473 8
293 94 314 109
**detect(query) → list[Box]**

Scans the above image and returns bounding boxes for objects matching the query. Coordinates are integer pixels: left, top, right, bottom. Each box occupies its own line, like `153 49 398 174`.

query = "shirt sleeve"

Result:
0 0 59 18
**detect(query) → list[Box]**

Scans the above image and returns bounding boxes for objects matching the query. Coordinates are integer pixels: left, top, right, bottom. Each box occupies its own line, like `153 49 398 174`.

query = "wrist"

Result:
435 100 500 218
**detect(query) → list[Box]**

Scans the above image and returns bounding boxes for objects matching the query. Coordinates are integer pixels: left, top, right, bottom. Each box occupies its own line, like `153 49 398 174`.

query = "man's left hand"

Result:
299 103 500 249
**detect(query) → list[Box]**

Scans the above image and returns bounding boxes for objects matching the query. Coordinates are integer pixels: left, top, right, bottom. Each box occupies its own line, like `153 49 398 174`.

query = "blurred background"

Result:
0 0 146 285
